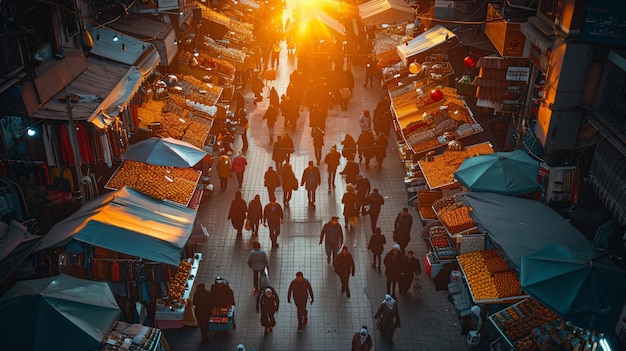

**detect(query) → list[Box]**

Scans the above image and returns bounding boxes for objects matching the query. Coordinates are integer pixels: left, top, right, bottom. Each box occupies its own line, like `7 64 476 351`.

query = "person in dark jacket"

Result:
324 145 341 191
374 294 400 344
356 130 375 165
301 160 321 206
368 227 387 271
263 196 284 248
282 133 295 163
342 184 359 231
272 135 287 173
279 162 298 205
247 241 269 294
319 216 344 265
193 283 211 343
399 250 422 295
394 207 413 253
208 277 236 328
374 132 389 168
340 159 360 185
248 194 263 236
365 188 385 233
334 246 355 297
311 127 325 165
341 133 356 161
355 174 371 214
383 244 405 297
269 86 280 109
228 191 248 235
351 325 373 351
287 271 314 333
251 74 264 103
264 166 281 199
257 286 280 335
263 104 279 144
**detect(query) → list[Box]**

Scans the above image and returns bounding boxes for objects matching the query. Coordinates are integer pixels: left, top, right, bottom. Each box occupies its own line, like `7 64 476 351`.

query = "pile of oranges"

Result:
458 250 521 301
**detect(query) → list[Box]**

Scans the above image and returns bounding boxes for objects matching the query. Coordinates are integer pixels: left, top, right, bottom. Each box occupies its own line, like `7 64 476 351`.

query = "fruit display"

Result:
429 225 457 260
433 199 477 235
181 122 211 149
490 298 604 351
106 160 201 206
418 142 493 188
167 258 193 301
457 249 524 302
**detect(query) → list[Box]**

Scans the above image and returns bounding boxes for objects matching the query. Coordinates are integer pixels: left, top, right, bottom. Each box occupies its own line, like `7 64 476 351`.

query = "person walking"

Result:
264 166 281 199
311 127 325 165
374 294 401 344
383 244 405 297
301 160 321 206
228 191 248 235
282 133 295 163
231 151 248 188
393 207 413 253
235 107 249 148
374 132 388 168
342 184 359 231
256 286 280 336
193 283 211 343
251 73 264 104
263 196 284 248
263 104 279 144
272 135 287 173
368 227 386 271
216 152 231 191
355 174 371 214
269 86 280 109
339 159 360 185
351 325 373 351
208 277 237 328
399 250 422 295
359 110 372 134
280 162 299 205
319 216 344 265
365 188 385 233
341 134 356 161
247 241 269 295
248 194 263 236
287 272 314 333
324 145 341 191
364 55 377 88
334 246 355 297
360 130 376 166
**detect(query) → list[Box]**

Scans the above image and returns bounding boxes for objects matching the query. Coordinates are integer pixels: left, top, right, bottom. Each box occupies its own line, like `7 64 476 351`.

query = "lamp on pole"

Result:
65 84 86 205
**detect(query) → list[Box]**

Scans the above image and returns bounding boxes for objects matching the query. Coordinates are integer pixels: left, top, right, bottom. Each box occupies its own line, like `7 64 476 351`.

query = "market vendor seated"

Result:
209 276 237 327
219 129 235 155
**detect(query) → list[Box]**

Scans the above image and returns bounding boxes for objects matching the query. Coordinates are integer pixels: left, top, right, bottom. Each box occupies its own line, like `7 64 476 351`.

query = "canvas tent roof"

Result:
462 192 593 272
358 0 415 26
396 25 457 65
285 9 346 38
37 186 196 266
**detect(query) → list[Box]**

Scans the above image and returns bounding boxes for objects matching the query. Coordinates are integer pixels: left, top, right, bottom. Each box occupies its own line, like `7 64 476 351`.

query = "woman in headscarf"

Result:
256 286 280 336
351 325 373 351
374 294 401 344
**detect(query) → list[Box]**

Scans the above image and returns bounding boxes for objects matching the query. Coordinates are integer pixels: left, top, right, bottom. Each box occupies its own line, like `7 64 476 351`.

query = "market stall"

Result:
358 0 416 27
396 25 459 66
35 187 202 328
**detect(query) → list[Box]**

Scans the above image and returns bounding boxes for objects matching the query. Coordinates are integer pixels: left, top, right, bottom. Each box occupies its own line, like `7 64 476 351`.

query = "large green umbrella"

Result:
520 243 626 333
454 149 539 196
0 274 120 351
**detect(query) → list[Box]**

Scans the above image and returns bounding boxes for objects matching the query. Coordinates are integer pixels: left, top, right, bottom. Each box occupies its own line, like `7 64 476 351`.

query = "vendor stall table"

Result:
102 321 166 351
105 160 202 207
489 298 608 351
209 305 236 331
155 253 202 329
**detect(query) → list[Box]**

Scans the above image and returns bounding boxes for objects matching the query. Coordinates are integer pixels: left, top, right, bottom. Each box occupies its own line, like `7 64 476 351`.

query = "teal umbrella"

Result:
454 149 539 196
520 243 626 333
0 274 120 351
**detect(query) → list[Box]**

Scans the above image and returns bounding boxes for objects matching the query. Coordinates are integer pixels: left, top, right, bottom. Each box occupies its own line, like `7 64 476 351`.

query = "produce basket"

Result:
432 195 479 237
209 305 235 331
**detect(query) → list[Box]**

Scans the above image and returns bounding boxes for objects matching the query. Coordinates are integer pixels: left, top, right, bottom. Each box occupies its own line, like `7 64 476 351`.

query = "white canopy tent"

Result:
358 0 415 26
396 25 457 65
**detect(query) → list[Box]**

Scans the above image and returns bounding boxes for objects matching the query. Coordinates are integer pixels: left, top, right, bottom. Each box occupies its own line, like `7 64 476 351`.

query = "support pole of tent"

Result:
65 84 86 205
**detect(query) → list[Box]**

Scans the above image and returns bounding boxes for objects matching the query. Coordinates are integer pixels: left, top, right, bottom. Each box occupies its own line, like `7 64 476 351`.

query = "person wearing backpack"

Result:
301 160 321 207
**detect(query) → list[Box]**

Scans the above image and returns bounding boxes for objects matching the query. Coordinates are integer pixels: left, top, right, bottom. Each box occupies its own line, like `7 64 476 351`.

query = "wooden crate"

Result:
415 190 443 222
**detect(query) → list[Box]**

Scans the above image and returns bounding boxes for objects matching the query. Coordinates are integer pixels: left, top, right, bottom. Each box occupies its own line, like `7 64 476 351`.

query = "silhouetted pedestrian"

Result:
287 272 314 333
368 227 386 271
334 246 355 297
257 287 280 335
247 241 269 295
193 283 211 343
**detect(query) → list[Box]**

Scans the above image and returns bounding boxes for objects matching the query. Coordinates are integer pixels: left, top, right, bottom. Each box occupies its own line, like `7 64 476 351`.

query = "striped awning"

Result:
520 21 553 53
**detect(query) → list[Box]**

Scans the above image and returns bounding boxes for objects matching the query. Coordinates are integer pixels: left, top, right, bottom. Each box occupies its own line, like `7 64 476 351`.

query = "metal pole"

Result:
65 85 86 204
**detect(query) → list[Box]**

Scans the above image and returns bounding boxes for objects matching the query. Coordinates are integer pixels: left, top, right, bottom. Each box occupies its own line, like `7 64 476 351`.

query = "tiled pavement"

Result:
162 8 488 351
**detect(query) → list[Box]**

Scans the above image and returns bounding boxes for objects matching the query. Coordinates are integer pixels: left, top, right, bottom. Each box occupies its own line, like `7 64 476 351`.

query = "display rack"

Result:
102 321 165 351
489 298 607 351
155 253 202 329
